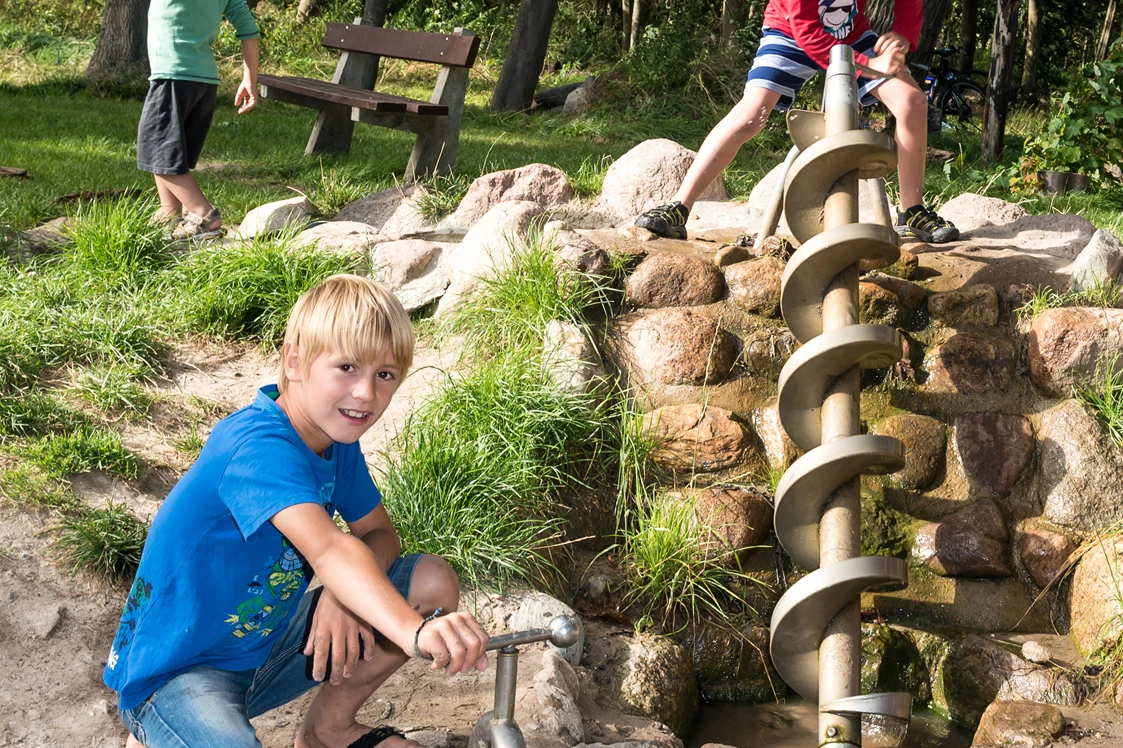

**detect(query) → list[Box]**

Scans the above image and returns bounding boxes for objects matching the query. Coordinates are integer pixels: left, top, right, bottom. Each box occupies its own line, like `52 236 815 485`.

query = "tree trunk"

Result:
1020 0 1042 93
621 0 632 51
1097 0 1118 61
981 0 1020 162
909 0 953 69
296 0 317 23
721 0 747 41
629 0 648 50
959 0 979 70
491 0 560 111
865 0 894 35
86 0 150 78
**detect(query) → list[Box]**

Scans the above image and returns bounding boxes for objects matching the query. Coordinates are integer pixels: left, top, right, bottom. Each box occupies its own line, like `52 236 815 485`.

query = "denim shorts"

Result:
119 553 423 748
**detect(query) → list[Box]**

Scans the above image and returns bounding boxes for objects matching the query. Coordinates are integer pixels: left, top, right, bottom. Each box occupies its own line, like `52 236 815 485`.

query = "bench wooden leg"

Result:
306 107 357 156
405 63 470 180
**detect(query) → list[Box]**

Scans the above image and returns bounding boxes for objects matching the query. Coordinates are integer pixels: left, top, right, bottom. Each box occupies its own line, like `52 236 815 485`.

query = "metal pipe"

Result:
817 44 862 748
756 145 801 247
493 647 519 722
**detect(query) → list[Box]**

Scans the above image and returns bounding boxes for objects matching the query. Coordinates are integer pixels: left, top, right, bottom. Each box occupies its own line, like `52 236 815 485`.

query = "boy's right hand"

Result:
865 49 907 78
416 611 490 676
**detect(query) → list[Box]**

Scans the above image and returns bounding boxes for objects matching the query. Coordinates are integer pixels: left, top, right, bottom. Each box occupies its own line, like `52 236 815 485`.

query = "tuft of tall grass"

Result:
414 173 471 221
440 225 619 359
63 197 173 291
52 500 147 583
22 424 140 479
620 488 760 631
1076 354 1123 446
0 390 85 440
307 166 380 216
1017 278 1123 324
380 351 613 589
568 154 613 200
72 363 153 419
167 230 360 342
0 464 79 511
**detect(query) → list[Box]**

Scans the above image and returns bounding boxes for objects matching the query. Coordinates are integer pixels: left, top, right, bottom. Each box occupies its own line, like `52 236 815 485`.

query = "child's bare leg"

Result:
296 556 460 748
672 87 782 210
872 73 928 210
125 733 145 748
153 177 182 221
153 172 219 225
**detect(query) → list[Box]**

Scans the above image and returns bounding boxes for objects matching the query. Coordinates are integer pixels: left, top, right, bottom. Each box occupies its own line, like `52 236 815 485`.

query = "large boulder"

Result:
641 404 752 472
872 415 946 491
724 257 784 317
941 635 1079 727
751 399 800 471
1067 229 1123 293
444 164 574 229
938 194 1028 233
616 308 739 386
625 253 725 308
507 592 585 667
597 139 728 222
1028 307 1123 397
370 239 450 312
690 485 772 560
1037 398 1123 532
334 184 436 240
912 500 1011 578
953 413 1034 497
1068 537 1123 656
235 196 316 239
970 701 1065 748
436 201 545 314
294 222 388 269
923 333 1015 395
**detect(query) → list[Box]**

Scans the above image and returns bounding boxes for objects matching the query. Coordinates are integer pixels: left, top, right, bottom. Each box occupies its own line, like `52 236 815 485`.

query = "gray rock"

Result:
954 413 1034 497
739 327 796 380
1038 398 1123 532
939 194 1029 233
873 415 946 491
616 634 698 734
508 592 584 666
370 239 450 312
941 635 1079 727
1068 537 1123 656
334 184 436 240
436 201 545 315
1028 307 1123 397
17 602 63 639
625 253 725 308
445 164 574 229
544 320 605 395
970 701 1064 748
924 333 1015 395
1068 229 1123 293
928 285 999 327
597 139 728 223
751 399 800 471
563 77 601 116
531 649 584 745
1020 640 1053 664
724 257 784 317
235 196 316 239
406 731 454 748
616 308 739 386
1020 529 1076 589
293 221 386 268
642 404 752 473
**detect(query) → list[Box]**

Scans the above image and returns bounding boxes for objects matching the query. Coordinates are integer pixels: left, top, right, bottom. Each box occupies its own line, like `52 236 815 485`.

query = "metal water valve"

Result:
468 615 582 748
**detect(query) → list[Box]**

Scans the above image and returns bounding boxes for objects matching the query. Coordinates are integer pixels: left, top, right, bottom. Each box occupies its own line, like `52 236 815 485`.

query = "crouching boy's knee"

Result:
410 555 461 614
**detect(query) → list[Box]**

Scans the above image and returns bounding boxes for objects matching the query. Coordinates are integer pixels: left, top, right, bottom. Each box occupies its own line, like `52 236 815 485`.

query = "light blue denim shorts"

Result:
120 553 423 748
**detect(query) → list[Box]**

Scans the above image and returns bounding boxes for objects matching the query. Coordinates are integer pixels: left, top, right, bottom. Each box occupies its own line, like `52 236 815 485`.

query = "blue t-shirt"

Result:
103 385 382 711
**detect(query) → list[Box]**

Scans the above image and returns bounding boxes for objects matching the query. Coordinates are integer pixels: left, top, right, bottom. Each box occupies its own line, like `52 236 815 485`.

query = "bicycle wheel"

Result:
939 80 986 126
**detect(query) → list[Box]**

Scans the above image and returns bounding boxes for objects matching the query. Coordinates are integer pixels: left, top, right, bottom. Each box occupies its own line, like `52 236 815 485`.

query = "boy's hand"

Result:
303 589 376 685
235 77 257 114
865 48 907 78
416 611 490 676
874 31 910 57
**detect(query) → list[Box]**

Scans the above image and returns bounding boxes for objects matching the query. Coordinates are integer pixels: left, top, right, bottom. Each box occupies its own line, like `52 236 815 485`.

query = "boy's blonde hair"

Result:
277 274 414 394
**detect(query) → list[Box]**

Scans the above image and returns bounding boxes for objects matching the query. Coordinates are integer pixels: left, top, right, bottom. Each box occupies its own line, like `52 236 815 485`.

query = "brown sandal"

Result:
171 208 222 242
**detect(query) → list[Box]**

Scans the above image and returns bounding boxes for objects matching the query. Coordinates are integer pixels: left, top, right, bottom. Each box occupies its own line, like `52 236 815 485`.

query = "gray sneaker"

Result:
634 201 689 239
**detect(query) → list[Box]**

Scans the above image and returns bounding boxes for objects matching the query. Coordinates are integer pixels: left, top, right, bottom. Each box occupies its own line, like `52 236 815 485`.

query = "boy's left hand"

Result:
874 31 909 58
235 77 257 114
304 588 376 685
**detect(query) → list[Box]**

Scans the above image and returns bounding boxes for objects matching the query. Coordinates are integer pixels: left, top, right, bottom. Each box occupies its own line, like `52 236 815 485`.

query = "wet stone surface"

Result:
724 257 784 317
873 414 946 491
1019 529 1076 589
912 500 1011 578
625 252 725 309
953 412 1034 497
928 284 999 327
923 333 1015 395
970 701 1064 747
617 308 739 386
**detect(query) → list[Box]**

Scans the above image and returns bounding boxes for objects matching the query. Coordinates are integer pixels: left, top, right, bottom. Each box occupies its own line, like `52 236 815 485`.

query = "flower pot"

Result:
1039 170 1090 195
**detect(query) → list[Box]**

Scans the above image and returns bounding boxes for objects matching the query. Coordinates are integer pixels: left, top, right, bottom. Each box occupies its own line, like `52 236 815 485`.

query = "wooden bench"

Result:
259 22 479 180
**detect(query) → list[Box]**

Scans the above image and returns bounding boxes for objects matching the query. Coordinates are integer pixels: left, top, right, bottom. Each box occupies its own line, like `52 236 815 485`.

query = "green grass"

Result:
620 488 761 631
52 500 147 582
1016 278 1123 323
0 464 80 511
1076 355 1123 447
439 223 620 359
22 423 140 478
175 418 206 459
0 390 86 439
569 154 613 200
71 363 153 419
379 350 614 590
413 172 473 221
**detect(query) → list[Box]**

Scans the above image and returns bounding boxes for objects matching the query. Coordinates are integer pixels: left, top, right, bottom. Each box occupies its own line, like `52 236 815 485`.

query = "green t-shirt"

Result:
147 0 259 84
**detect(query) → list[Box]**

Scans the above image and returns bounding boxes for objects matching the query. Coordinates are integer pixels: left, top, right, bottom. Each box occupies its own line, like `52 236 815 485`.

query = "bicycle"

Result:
911 46 987 130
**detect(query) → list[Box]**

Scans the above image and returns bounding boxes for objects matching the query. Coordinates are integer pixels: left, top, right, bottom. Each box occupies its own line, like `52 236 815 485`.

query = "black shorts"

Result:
136 79 218 176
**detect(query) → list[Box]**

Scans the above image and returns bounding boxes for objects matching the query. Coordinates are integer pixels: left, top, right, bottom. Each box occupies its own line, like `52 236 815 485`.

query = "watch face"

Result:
820 0 857 40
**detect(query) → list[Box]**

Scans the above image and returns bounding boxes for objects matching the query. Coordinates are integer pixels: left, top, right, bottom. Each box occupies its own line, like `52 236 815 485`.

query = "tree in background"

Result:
865 0 953 69
959 0 979 69
491 0 560 111
1097 0 1118 61
1020 0 1043 98
982 0 1020 161
86 0 149 77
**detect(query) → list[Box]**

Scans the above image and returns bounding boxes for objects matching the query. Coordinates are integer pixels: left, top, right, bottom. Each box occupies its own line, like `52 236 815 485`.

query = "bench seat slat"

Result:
258 74 448 115
322 23 480 68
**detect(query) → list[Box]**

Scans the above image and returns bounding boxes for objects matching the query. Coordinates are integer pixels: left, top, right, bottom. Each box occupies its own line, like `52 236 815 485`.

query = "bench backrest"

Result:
321 24 480 68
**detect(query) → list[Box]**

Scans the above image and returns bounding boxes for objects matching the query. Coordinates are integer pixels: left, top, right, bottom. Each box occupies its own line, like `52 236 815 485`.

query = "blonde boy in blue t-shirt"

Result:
105 275 489 748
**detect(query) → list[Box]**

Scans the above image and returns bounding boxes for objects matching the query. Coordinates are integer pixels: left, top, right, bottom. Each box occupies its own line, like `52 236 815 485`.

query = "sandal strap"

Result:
347 726 406 748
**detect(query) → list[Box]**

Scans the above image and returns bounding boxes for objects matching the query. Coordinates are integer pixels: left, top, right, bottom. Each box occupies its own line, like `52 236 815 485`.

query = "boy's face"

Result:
279 345 403 455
